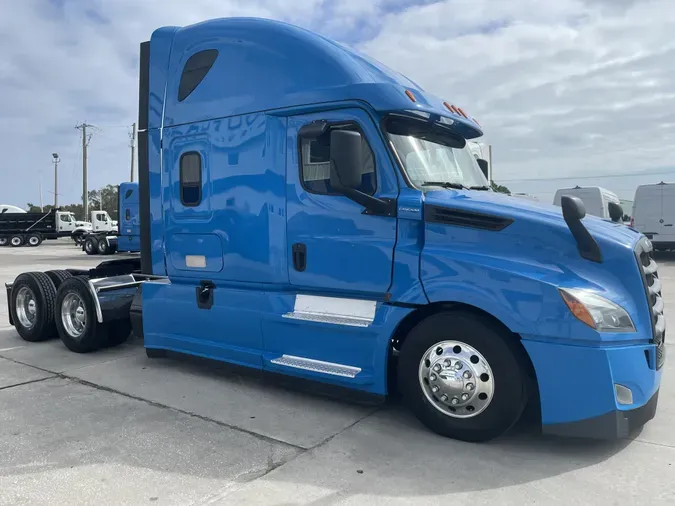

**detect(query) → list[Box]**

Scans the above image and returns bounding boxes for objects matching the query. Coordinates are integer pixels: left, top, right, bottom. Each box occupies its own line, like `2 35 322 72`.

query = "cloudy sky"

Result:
1 0 674 209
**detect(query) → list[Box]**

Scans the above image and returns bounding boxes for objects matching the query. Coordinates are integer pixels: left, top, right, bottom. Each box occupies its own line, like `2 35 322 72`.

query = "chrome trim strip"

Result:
270 354 361 378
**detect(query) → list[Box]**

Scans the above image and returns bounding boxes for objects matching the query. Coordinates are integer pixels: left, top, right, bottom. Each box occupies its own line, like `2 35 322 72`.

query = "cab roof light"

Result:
405 90 417 102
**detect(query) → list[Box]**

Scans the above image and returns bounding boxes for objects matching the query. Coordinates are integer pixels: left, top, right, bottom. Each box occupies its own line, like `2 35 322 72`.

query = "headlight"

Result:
559 288 635 332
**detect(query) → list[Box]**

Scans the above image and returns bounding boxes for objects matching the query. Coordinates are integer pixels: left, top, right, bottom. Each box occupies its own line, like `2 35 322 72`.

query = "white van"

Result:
631 182 675 250
553 186 623 220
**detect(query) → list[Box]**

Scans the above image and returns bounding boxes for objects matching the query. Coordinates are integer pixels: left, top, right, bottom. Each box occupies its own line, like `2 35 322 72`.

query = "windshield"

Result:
384 115 490 190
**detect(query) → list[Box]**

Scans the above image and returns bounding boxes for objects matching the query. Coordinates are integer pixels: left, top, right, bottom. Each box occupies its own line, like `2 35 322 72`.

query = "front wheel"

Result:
398 311 531 443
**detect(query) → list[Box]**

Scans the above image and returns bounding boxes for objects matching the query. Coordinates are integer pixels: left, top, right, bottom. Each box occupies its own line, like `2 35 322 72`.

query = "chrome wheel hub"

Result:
62 293 86 339
418 340 494 419
15 287 37 329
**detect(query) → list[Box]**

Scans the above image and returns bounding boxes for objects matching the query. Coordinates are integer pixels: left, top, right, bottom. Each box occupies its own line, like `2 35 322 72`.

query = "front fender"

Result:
421 261 544 336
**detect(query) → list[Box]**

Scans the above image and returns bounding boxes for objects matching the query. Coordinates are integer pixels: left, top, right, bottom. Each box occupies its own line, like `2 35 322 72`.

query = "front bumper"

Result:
522 338 663 439
543 388 659 439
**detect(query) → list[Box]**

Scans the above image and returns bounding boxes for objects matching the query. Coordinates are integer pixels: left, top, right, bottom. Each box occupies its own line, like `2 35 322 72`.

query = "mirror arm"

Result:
336 185 397 217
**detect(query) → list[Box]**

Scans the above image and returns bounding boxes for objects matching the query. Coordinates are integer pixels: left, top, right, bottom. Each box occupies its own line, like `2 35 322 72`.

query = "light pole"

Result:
52 153 60 208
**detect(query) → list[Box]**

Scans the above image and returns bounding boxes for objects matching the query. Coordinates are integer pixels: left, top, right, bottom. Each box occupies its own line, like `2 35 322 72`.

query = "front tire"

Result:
55 276 108 353
9 272 58 342
398 311 530 443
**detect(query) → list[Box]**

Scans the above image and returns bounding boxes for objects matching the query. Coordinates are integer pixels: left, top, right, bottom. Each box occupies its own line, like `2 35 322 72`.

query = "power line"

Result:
497 169 675 183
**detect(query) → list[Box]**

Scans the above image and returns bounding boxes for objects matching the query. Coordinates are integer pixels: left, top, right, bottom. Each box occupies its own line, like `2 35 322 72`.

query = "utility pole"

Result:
75 123 94 219
129 122 136 182
52 153 60 208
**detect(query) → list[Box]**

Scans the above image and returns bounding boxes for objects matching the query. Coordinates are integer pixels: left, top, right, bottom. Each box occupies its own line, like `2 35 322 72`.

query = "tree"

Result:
491 181 511 194
87 185 119 220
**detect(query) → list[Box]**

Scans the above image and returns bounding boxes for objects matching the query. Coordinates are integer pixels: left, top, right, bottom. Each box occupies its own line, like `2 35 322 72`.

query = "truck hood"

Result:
423 189 641 248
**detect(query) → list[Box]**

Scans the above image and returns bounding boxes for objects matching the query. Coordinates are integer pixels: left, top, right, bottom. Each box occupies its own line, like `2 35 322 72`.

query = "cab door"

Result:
261 108 400 389
285 108 398 295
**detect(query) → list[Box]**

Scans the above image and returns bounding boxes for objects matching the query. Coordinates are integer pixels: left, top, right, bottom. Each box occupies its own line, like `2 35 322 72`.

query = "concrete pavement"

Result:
0 242 673 505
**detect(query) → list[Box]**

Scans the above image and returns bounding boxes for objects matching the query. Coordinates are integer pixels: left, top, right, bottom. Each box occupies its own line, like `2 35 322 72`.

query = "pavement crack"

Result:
61 374 307 452
0 375 57 391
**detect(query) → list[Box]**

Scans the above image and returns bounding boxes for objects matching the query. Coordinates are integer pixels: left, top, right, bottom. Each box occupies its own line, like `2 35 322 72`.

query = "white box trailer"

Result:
631 182 675 250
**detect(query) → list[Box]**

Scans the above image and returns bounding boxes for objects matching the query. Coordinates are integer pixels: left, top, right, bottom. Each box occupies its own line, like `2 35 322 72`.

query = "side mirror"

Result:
623 214 630 222
329 130 362 190
476 158 489 179
561 195 586 221
608 202 624 223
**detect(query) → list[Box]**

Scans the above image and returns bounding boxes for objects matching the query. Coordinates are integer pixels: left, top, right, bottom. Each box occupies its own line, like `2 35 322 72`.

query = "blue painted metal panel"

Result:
154 18 481 139
162 113 287 285
261 295 412 395
142 280 264 368
286 108 398 296
389 188 427 304
523 339 662 424
147 129 165 275
147 27 177 131
421 189 652 345
167 234 224 272
118 182 140 253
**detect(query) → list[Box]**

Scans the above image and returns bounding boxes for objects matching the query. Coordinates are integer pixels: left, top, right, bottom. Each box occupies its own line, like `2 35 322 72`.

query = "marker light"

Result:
405 90 416 102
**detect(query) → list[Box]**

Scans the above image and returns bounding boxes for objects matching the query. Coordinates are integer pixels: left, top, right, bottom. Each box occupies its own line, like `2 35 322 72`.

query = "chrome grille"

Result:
634 237 666 369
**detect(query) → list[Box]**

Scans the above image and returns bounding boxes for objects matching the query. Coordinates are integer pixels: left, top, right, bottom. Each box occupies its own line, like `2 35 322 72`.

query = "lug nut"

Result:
432 385 440 393
455 362 463 370
463 371 471 379
461 393 470 401
451 398 459 405
429 373 437 381
444 359 452 367
440 394 448 402
433 364 442 372
466 383 474 391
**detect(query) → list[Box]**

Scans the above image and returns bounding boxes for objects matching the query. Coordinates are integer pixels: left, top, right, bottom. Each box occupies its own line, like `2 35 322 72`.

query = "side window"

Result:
299 123 376 196
124 189 133 200
178 49 219 102
180 152 202 206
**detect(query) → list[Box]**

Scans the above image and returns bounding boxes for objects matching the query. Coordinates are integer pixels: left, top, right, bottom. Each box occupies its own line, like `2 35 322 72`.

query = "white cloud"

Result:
0 0 674 208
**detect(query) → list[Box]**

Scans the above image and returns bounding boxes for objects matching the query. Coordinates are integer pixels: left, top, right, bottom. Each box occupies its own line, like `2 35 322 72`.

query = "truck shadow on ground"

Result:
132 348 639 496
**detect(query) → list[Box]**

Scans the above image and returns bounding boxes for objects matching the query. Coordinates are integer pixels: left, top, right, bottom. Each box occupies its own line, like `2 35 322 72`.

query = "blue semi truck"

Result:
4 18 665 442
76 182 142 255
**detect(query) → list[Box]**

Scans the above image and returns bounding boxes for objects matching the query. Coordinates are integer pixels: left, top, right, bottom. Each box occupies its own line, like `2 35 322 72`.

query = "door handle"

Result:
196 280 215 310
292 243 307 272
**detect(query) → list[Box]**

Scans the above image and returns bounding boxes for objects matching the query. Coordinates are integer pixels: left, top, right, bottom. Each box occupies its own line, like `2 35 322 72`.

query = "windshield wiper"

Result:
468 185 491 191
421 181 468 190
